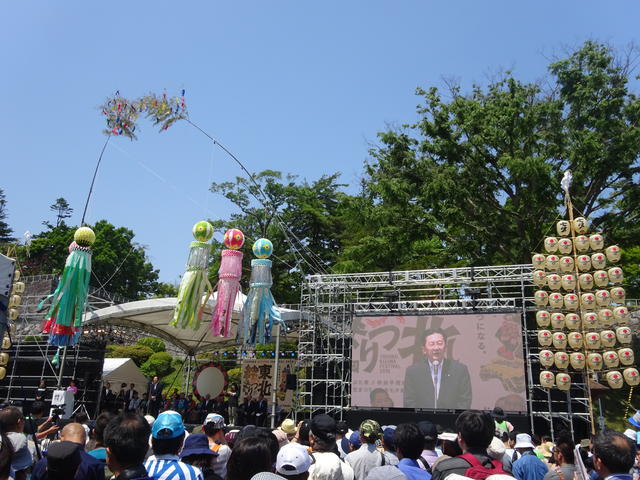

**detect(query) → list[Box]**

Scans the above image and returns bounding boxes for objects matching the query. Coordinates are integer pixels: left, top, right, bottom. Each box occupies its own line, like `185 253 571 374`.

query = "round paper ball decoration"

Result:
572 217 589 234
570 352 585 370
610 287 625 303
554 352 569 369
556 373 571 391
540 371 555 388
74 227 96 246
539 350 554 367
565 313 580 330
252 238 273 258
532 254 546 269
619 348 635 366
574 235 589 252
544 237 559 253
192 221 214 242
624 368 640 386
587 353 603 370
557 238 572 255
606 371 624 389
589 233 604 251
603 351 619 369
556 220 571 237
223 228 245 250
605 245 621 263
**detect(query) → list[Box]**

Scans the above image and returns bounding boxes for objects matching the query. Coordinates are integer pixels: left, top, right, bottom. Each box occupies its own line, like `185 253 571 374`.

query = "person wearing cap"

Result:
181 433 222 480
416 421 438 470
511 433 547 480
32 422 105 480
308 414 355 480
430 411 496 480
381 427 399 466
203 413 231 478
277 443 312 480
280 419 297 441
345 420 386 480
431 432 461 469
403 328 472 410
144 411 203 480
41 441 83 480
102 412 154 480
394 423 432 480
543 433 575 480
592 430 635 480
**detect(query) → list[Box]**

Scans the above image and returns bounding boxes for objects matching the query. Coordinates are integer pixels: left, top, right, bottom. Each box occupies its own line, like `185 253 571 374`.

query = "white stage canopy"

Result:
102 358 148 393
83 293 302 355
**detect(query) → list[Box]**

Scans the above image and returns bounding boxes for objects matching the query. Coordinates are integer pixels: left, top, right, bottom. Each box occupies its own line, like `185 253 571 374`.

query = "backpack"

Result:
458 453 509 480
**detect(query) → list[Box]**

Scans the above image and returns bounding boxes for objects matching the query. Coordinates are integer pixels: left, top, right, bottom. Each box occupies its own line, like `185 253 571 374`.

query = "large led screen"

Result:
351 313 526 411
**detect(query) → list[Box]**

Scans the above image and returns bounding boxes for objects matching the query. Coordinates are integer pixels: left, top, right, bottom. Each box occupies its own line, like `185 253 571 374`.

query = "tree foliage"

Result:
140 351 175 379
105 344 154 366
47 197 74 227
136 337 166 353
18 220 160 299
0 189 15 243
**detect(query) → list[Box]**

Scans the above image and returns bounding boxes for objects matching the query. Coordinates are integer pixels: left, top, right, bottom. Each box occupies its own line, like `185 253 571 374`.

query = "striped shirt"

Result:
144 454 204 480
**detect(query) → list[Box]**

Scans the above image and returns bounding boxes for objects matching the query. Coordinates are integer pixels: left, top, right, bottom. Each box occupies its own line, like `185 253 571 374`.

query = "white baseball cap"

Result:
204 413 225 429
276 443 312 476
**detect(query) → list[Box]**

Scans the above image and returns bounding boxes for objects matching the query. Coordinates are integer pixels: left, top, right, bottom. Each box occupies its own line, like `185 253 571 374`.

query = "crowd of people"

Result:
0 402 638 480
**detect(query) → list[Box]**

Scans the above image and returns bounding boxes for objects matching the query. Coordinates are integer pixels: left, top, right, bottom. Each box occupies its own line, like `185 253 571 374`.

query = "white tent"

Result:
102 358 148 393
83 293 303 355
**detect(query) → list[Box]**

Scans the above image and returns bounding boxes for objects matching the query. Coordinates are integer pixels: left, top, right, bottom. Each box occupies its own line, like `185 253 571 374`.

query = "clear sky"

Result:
2 1 639 287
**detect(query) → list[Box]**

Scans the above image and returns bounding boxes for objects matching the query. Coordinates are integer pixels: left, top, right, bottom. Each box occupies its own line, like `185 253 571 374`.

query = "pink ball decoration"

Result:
223 229 245 250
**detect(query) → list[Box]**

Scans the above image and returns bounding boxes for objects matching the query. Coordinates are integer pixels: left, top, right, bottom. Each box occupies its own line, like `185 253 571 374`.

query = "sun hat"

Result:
309 451 344 480
628 410 640 428
280 418 297 435
623 429 636 441
487 437 505 459
513 433 535 449
359 419 382 441
276 443 312 476
180 433 219 458
538 441 554 458
204 413 225 429
152 410 185 439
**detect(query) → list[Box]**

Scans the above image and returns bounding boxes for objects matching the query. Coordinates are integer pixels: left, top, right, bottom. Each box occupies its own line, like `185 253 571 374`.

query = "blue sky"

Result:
2 1 639 286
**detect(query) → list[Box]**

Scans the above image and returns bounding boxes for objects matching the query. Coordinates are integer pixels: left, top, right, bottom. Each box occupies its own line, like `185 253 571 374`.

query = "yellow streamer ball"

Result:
74 227 96 246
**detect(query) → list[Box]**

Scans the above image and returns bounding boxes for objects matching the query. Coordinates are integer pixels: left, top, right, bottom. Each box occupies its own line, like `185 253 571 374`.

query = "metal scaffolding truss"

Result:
297 263 595 434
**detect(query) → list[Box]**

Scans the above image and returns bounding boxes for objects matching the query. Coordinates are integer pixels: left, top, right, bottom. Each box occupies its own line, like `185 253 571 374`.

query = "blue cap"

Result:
152 410 185 439
349 430 361 449
383 427 396 449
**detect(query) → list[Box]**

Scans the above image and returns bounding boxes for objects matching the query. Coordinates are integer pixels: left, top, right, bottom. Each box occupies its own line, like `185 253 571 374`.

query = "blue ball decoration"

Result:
253 238 273 258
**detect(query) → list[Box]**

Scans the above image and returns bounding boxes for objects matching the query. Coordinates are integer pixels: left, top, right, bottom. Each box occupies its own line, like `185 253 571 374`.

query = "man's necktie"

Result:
432 362 440 405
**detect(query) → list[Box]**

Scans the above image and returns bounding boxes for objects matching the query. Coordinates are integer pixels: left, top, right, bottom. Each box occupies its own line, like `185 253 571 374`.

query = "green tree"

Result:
19 220 160 299
47 197 74 227
0 189 15 243
153 282 178 298
141 351 175 379
105 344 154 366
350 41 640 270
136 337 166 353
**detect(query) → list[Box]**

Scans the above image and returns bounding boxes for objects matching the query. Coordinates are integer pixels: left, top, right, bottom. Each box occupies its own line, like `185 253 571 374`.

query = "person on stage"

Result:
148 376 164 417
403 327 472 409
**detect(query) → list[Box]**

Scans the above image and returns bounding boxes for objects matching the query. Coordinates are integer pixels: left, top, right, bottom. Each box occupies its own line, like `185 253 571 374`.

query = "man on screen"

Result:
403 327 472 409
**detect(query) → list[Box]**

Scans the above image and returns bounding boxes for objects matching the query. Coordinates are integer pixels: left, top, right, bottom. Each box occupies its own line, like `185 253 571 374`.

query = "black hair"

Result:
94 411 114 444
336 421 348 435
74 412 89 424
0 406 23 431
225 437 273 480
499 430 509 442
298 420 311 447
152 433 186 456
593 430 635 474
369 388 391 403
455 410 494 450
30 401 46 416
182 454 214 472
203 422 223 437
394 423 424 460
104 412 151 468
311 434 335 453
0 432 14 479
422 328 448 345
554 432 575 464
508 430 518 442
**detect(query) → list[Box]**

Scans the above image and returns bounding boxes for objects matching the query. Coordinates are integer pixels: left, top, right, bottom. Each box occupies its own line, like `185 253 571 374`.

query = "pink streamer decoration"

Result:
211 249 243 337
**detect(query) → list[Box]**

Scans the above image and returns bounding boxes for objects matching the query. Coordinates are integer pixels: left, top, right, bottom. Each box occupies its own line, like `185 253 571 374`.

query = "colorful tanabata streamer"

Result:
211 229 245 337
172 221 214 330
41 227 95 346
241 238 283 345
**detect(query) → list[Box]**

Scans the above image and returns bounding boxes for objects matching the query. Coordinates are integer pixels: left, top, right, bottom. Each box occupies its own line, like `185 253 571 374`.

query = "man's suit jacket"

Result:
403 358 472 409
148 382 163 402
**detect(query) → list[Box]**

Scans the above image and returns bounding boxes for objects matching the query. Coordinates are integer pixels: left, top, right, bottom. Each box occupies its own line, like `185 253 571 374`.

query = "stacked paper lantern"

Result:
533 217 638 391
1 268 23 380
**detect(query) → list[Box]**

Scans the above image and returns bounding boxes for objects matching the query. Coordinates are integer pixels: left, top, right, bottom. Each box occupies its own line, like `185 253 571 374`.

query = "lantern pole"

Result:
270 323 281 429
563 181 596 435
